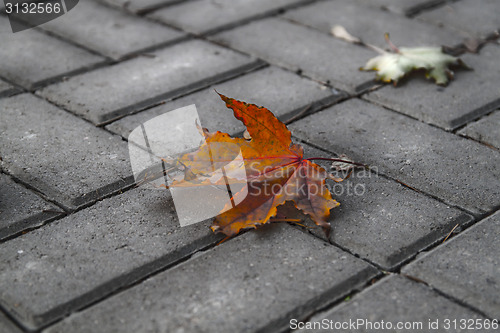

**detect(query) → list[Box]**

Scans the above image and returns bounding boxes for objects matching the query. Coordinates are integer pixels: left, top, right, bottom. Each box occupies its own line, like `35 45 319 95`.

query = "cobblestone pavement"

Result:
1 0 499 332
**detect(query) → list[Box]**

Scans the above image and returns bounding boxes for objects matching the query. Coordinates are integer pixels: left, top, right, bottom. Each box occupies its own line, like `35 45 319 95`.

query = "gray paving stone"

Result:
403 211 500 319
0 186 221 330
38 39 260 125
0 173 64 241
289 99 500 216
356 0 444 15
283 0 463 48
0 94 132 210
0 79 18 98
211 18 376 94
38 0 185 60
0 312 22 333
419 0 500 38
295 145 473 270
458 110 500 149
364 44 500 130
45 224 378 333
0 17 104 90
300 275 486 333
106 66 344 138
99 0 185 14
149 0 311 35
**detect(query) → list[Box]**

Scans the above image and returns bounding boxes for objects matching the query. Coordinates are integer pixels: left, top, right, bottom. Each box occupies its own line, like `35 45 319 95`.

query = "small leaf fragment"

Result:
331 154 356 172
331 25 361 44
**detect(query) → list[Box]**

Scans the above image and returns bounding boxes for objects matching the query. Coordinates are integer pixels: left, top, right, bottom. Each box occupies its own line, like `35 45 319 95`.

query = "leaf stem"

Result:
384 33 400 53
304 157 366 167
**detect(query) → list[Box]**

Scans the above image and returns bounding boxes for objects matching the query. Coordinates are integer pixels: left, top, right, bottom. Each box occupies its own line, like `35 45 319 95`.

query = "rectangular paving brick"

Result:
100 0 182 14
364 45 500 130
0 173 64 241
458 110 500 150
44 224 378 333
0 94 133 210
403 211 500 319
149 0 312 35
289 98 500 216
297 143 473 270
300 275 486 333
38 0 185 60
418 0 500 37
0 17 104 90
106 66 344 138
283 0 463 48
357 0 445 15
211 18 375 94
0 312 22 333
0 187 221 330
38 39 261 125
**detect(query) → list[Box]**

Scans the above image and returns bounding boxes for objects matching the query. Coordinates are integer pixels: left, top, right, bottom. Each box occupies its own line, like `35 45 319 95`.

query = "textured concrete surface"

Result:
211 18 375 93
150 0 312 35
418 0 500 37
307 165 472 270
404 211 500 319
0 173 64 241
0 187 221 330
0 17 104 90
1 1 499 332
458 110 500 149
300 275 486 333
38 39 258 125
365 44 500 130
283 0 463 48
45 224 378 333
0 94 132 210
290 98 500 216
39 0 185 60
106 66 343 138
299 142 474 271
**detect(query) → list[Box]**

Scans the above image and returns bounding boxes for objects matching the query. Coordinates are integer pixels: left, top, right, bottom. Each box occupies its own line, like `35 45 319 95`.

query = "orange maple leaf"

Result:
173 93 340 237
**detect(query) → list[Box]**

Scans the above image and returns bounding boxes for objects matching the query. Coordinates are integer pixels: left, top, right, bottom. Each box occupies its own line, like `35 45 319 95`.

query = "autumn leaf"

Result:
171 93 341 238
362 46 463 85
330 26 468 86
360 34 467 86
